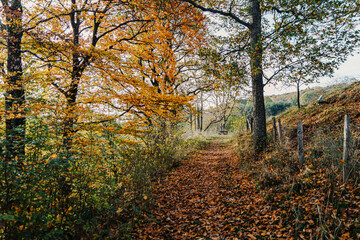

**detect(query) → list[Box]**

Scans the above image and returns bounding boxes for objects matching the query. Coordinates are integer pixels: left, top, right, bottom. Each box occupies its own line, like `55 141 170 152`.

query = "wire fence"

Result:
271 115 359 182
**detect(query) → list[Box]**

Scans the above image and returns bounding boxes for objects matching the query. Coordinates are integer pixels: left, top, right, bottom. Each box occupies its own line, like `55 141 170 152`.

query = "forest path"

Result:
132 138 279 239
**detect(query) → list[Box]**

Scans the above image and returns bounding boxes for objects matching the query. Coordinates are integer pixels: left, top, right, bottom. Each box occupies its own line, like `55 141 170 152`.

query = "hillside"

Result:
281 82 360 125
279 81 360 141
267 83 349 106
220 82 356 133
235 81 360 239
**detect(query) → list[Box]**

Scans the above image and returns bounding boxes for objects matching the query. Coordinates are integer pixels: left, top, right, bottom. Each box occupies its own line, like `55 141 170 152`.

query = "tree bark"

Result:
249 0 267 152
297 80 301 109
62 2 87 154
196 103 200 131
2 2 24 236
4 0 25 163
180 0 268 151
190 112 193 131
200 91 203 131
245 115 249 131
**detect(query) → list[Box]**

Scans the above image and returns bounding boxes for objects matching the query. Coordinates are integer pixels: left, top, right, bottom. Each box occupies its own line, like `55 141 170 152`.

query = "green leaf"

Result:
0 215 15 221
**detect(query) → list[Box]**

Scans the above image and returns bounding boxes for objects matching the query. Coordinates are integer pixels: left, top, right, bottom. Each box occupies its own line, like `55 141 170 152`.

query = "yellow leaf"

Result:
69 193 77 198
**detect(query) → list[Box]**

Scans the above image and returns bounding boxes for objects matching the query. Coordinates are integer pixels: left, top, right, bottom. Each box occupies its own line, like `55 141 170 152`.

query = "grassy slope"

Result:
278 82 360 149
280 82 360 128
238 81 360 239
268 83 349 105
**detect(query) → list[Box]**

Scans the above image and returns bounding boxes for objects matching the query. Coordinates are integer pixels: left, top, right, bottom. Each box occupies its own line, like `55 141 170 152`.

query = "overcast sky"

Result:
264 52 360 96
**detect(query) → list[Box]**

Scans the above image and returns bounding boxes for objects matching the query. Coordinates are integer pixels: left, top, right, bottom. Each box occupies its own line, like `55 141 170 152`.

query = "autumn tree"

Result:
180 0 359 152
0 0 207 237
122 0 207 136
24 0 154 156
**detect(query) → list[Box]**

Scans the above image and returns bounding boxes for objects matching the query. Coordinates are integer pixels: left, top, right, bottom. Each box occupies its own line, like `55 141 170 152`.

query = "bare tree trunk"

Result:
297 80 301 109
4 0 25 163
180 0 268 152
190 112 193 131
2 1 24 236
62 4 87 154
200 92 203 131
62 58 81 153
246 115 249 131
194 109 197 131
196 103 200 131
249 0 267 152
63 99 77 153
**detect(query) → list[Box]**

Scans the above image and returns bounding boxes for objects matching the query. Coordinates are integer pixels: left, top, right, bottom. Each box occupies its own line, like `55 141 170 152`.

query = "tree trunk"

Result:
62 62 81 153
246 115 249 131
63 102 77 153
62 4 83 154
196 103 199 131
297 81 301 109
2 2 24 236
200 92 203 131
190 112 193 131
249 0 267 152
4 1 25 163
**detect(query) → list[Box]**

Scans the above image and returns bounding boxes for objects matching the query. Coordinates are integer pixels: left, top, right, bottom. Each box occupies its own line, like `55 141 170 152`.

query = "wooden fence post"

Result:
297 122 304 165
343 115 351 182
277 119 282 145
272 117 277 143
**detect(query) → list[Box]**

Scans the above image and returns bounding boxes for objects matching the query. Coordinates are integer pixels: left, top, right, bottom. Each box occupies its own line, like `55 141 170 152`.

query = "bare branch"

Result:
180 0 251 29
52 82 67 96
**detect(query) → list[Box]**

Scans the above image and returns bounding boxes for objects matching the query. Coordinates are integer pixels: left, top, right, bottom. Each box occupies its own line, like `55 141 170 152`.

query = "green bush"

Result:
0 116 204 239
265 102 292 117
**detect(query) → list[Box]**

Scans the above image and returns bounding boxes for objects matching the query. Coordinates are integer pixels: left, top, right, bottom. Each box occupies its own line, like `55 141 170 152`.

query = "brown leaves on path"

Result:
132 140 286 239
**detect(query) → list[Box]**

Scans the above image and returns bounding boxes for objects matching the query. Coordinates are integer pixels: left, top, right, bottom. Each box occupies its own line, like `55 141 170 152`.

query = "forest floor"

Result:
132 138 288 239
131 82 360 239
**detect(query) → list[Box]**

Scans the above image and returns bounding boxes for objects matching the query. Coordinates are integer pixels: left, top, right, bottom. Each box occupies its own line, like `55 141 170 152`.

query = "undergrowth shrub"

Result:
0 117 204 239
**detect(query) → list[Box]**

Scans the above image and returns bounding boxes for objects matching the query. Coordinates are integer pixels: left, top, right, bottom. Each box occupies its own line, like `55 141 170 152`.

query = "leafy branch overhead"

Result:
180 0 359 151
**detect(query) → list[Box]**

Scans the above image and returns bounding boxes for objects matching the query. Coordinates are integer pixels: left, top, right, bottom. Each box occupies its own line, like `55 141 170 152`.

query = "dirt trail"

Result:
132 139 276 239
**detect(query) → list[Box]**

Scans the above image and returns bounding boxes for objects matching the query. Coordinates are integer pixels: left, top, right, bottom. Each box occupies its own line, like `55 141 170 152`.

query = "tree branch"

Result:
180 0 251 29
